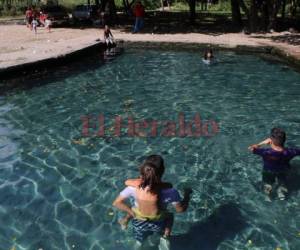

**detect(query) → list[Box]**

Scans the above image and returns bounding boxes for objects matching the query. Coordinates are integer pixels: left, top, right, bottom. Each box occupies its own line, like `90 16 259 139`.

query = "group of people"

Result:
112 128 300 248
25 7 52 34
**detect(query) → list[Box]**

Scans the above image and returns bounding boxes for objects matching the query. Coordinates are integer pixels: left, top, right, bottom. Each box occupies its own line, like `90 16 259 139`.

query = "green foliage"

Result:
59 0 87 9
143 0 161 9
114 0 124 9
171 1 189 11
171 0 231 13
0 0 300 18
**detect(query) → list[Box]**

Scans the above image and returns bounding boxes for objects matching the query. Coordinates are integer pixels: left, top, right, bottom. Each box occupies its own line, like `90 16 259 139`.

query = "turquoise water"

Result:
1 49 300 250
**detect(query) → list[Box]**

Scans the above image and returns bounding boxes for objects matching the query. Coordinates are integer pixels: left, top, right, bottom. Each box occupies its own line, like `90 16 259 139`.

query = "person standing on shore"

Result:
25 7 33 29
45 16 52 33
133 1 145 33
31 18 38 34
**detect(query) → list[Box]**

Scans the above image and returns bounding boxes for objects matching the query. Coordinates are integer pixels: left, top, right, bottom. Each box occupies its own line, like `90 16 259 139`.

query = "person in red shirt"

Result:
39 11 47 26
25 7 33 28
133 1 145 33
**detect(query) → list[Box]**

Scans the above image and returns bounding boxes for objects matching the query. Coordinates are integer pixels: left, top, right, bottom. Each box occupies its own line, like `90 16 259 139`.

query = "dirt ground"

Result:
0 25 300 69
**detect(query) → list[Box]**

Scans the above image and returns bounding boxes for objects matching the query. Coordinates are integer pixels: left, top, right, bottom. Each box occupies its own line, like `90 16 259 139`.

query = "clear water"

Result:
0 49 300 250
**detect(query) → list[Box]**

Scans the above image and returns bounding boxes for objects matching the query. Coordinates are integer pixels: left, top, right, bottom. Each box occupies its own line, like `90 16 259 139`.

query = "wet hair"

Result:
139 162 160 194
270 127 286 147
144 155 165 178
204 48 213 60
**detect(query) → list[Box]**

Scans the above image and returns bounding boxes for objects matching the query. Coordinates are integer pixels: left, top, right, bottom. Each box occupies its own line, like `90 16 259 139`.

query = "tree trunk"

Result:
261 0 269 31
268 0 281 30
108 0 118 24
231 0 242 27
249 0 259 32
188 0 196 24
281 0 286 19
290 0 297 17
122 0 134 15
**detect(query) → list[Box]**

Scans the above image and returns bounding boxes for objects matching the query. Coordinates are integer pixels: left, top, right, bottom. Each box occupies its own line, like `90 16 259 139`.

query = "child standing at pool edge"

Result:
31 17 38 34
248 128 300 200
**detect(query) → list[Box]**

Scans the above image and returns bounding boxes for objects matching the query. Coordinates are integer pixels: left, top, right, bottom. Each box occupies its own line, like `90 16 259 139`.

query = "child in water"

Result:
203 48 214 61
248 128 300 200
118 155 174 238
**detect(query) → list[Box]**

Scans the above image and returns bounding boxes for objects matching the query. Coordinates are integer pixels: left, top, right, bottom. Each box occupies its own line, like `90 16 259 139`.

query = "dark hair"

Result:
139 163 160 194
270 127 286 146
144 155 165 178
204 49 213 60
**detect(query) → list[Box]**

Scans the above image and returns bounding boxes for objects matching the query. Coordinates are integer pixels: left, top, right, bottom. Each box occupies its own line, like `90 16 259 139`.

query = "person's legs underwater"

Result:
276 172 288 200
132 218 167 248
262 170 275 198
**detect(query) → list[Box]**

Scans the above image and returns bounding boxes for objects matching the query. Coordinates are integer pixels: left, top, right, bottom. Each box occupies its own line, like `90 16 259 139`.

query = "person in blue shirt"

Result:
248 128 300 200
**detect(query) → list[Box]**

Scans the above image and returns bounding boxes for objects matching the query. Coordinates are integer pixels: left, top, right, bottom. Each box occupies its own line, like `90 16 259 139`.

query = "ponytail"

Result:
139 163 160 194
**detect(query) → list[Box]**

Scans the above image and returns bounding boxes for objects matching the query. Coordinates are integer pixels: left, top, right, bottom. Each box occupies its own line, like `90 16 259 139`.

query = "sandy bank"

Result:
0 25 300 71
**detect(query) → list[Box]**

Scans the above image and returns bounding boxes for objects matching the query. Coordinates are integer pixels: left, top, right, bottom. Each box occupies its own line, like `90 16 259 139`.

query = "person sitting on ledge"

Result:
103 25 115 48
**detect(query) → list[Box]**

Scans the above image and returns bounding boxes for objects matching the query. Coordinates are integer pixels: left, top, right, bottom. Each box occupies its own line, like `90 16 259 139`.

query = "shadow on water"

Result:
287 161 300 194
170 202 248 250
0 47 124 95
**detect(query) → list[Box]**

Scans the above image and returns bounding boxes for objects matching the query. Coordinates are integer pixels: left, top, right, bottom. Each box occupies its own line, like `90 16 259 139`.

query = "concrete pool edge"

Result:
0 41 107 79
1 39 300 79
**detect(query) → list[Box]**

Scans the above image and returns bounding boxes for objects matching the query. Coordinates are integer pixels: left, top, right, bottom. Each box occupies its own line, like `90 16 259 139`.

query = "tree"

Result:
187 0 196 24
122 0 135 15
231 0 242 27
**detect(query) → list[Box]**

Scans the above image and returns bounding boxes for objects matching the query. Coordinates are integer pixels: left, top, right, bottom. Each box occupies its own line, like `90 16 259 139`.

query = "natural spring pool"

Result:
0 48 300 250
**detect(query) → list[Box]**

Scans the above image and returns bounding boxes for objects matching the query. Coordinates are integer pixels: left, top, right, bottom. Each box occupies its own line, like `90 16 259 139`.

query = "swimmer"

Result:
113 155 191 246
248 128 300 200
202 48 214 64
118 155 173 238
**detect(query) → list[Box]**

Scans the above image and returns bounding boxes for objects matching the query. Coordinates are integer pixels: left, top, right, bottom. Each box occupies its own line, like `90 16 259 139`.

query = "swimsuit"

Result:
120 186 181 242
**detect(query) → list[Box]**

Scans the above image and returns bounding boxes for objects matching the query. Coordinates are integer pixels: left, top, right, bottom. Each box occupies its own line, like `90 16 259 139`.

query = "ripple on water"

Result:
0 49 300 249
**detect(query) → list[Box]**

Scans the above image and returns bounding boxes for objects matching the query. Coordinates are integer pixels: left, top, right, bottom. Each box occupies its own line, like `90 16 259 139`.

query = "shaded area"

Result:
0 46 123 94
252 34 300 46
118 11 240 35
170 203 248 250
271 34 300 46
287 161 300 194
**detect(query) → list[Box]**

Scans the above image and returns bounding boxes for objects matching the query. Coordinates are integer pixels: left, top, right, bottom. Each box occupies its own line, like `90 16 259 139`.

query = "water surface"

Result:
0 49 300 250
